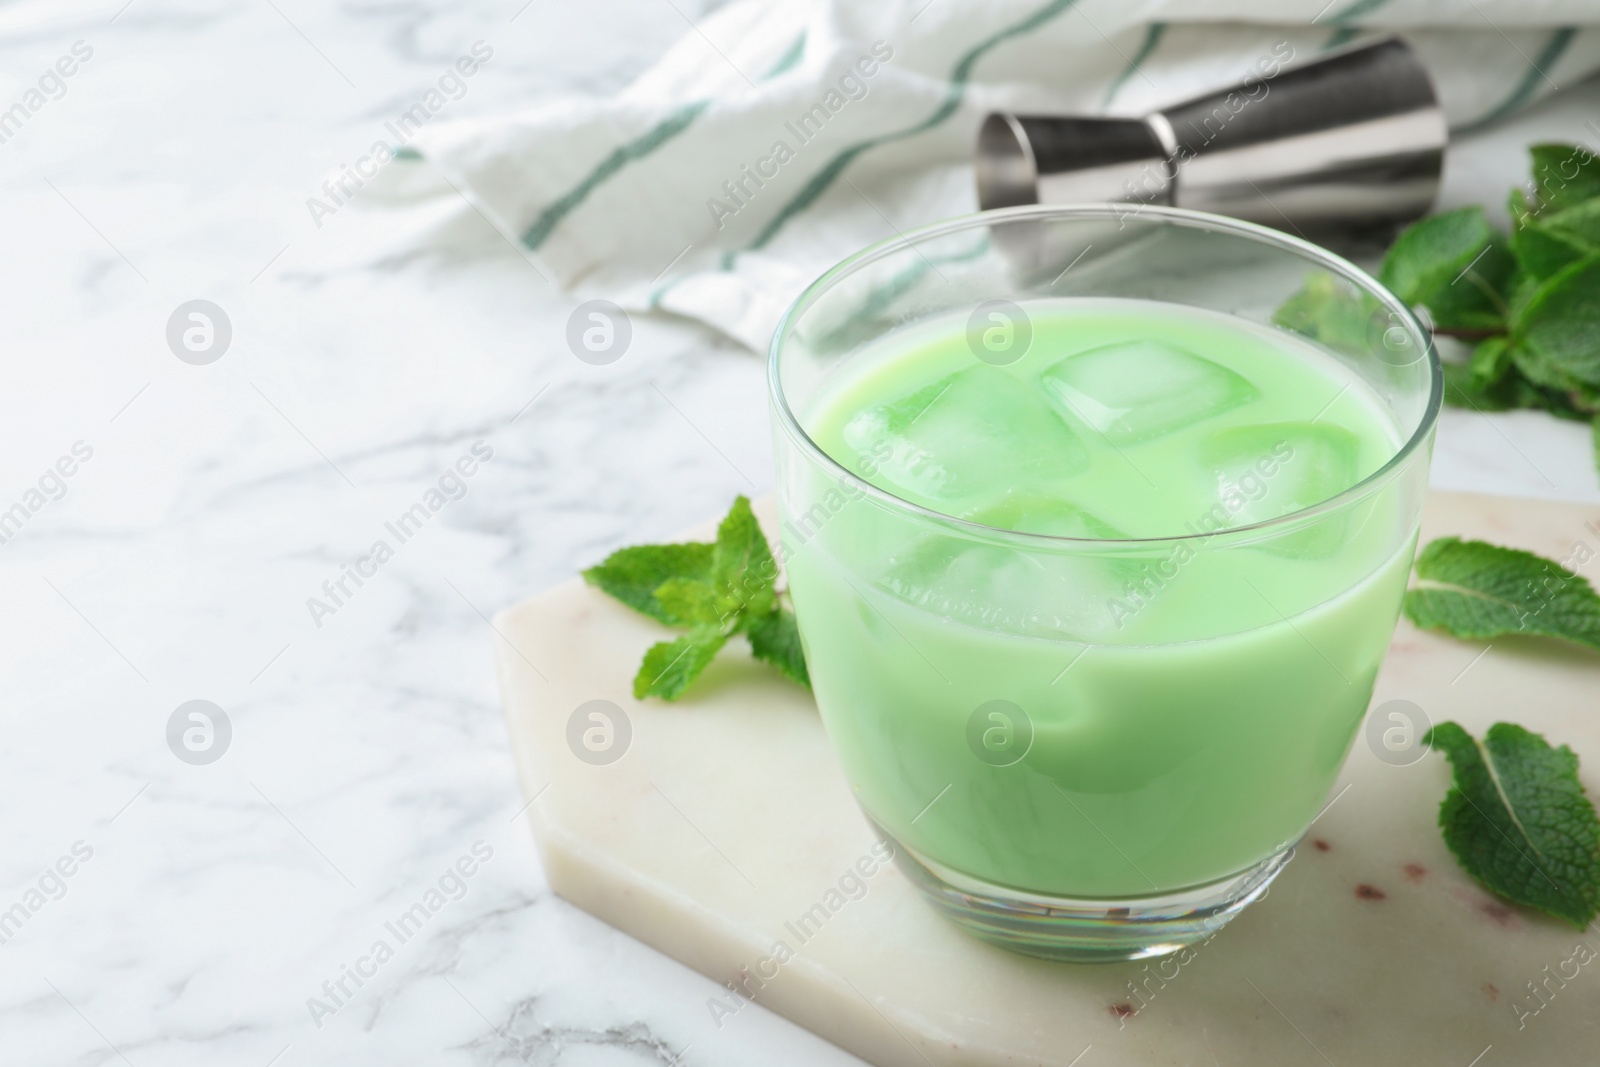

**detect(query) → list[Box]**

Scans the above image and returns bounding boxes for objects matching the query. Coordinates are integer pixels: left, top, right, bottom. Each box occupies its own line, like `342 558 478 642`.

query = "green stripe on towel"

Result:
521 100 711 250
1454 28 1576 135
1317 0 1389 50
737 0 1081 257
764 31 808 80
814 235 993 350
1321 26 1362 50
521 30 808 251
1101 22 1166 108
1323 0 1392 24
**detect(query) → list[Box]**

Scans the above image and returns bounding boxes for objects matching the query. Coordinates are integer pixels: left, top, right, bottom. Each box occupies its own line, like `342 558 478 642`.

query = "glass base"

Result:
880 826 1295 963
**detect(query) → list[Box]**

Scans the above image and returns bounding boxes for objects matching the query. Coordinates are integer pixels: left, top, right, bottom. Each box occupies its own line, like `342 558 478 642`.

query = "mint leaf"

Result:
1403 536 1600 652
745 607 809 688
1380 206 1514 333
652 578 720 626
1528 143 1600 215
712 495 777 620
1510 255 1600 392
1548 385 1600 420
1443 361 1518 412
1545 198 1600 249
634 625 728 700
1292 148 1600 487
1425 721 1600 928
1272 272 1378 357
1443 340 1533 412
1453 337 1595 419
1510 220 1593 282
585 496 810 700
1467 335 1513 390
1441 355 1590 419
583 542 714 625
1509 184 1537 231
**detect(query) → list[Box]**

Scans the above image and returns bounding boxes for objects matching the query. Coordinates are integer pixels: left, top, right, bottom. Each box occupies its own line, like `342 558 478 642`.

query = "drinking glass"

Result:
767 204 1440 962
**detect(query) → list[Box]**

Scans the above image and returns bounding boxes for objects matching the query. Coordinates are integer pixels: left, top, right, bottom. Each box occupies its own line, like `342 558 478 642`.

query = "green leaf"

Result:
1510 220 1594 282
1380 206 1514 333
652 578 721 626
1272 272 1379 358
633 625 728 700
583 542 715 625
585 496 809 700
1467 335 1513 389
711 495 778 619
1441 360 1592 419
1523 383 1598 421
1508 184 1535 227
1403 536 1600 652
1506 268 1542 323
1552 392 1600 421
745 607 810 689
1528 143 1600 215
1443 361 1516 412
1446 338 1538 415
1441 343 1553 415
1545 199 1600 249
1593 415 1600 477
1481 339 1600 417
1425 721 1600 928
1510 255 1600 391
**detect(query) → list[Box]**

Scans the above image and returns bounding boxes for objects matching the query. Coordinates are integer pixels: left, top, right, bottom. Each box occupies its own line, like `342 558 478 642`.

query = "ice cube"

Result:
1039 341 1258 444
877 541 1113 638
1200 422 1361 524
1197 422 1362 554
876 498 1136 639
965 491 1125 539
842 366 1089 507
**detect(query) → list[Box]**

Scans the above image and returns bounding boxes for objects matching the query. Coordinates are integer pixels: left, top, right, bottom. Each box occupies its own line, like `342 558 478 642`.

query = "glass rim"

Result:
767 202 1443 547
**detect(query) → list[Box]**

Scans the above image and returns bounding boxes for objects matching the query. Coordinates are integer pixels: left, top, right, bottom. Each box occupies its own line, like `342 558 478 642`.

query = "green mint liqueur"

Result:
786 298 1413 897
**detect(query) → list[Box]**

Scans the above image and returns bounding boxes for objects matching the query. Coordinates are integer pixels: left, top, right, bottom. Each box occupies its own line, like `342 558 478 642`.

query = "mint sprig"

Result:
1511 257 1600 408
1425 722 1600 928
636 625 728 700
1379 205 1514 335
1402 536 1600 653
1277 142 1600 469
1401 539 1600 920
580 542 714 625
583 496 809 700
1528 143 1600 213
1270 271 1382 359
745 607 808 688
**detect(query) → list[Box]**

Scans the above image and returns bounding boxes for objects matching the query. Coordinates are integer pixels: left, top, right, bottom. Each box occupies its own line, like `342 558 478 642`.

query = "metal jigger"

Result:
976 37 1447 234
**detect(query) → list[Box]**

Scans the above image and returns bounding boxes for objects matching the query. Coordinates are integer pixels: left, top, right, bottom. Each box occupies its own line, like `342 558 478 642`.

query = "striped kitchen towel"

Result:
381 0 1600 351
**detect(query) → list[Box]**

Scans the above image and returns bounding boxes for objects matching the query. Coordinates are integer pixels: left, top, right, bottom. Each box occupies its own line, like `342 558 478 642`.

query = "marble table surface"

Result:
1 2 1597 1064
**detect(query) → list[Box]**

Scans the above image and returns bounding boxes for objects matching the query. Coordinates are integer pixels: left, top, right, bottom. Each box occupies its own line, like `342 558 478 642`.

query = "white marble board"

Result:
497 491 1600 1067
